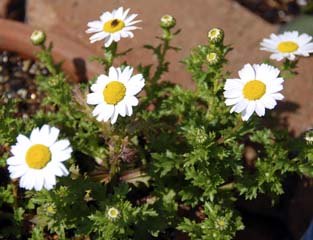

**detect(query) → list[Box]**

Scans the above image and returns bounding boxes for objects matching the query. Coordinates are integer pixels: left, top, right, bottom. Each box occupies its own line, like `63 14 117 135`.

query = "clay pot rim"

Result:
0 18 102 82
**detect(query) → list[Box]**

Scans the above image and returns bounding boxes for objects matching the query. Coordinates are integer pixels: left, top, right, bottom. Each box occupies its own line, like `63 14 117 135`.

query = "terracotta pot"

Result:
0 19 102 82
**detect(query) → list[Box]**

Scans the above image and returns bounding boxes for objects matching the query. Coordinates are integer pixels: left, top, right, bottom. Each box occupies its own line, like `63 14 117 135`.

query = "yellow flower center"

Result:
103 19 125 33
103 81 126 105
243 80 266 100
277 41 299 53
25 144 51 169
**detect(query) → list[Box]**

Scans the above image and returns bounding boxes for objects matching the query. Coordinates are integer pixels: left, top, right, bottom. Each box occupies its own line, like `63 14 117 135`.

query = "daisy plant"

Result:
2 8 313 240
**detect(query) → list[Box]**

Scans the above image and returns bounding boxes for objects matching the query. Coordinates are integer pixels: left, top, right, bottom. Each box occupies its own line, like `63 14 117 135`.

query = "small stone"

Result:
29 64 38 75
22 60 32 72
17 89 28 99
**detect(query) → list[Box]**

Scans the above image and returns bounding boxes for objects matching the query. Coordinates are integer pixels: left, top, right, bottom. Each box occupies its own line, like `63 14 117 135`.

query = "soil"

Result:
0 50 48 117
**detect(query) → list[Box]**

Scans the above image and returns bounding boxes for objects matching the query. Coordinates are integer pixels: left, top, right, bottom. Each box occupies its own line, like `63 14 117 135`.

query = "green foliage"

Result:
1 15 313 240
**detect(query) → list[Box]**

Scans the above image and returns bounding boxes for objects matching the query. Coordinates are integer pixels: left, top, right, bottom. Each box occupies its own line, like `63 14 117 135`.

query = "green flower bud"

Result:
207 27 224 44
160 15 176 29
30 30 46 46
206 52 220 65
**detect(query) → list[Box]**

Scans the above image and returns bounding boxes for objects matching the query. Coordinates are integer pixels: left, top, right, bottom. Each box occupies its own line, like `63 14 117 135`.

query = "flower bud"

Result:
215 217 228 230
206 52 220 65
30 30 46 46
207 27 224 44
107 207 120 220
160 15 176 29
305 128 313 144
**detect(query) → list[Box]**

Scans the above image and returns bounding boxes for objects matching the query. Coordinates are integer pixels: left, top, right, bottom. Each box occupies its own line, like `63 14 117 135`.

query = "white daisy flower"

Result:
260 31 313 61
224 64 284 121
7 125 72 191
86 7 141 47
87 66 145 124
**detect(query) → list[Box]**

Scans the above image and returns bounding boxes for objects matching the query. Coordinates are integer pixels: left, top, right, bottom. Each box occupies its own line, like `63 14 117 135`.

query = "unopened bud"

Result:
30 30 46 46
215 217 228 230
160 15 176 29
107 207 120 221
207 27 224 44
206 52 220 65
305 128 313 144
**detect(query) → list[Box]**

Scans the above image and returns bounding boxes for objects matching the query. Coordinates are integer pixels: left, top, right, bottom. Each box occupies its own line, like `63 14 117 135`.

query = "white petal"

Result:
100 11 113 22
116 100 127 117
34 171 44 191
30 127 41 144
9 164 28 178
122 8 130 19
127 95 139 106
104 35 114 47
270 53 285 61
224 79 243 90
51 150 72 162
242 101 255 121
110 108 120 124
261 96 277 109
39 125 50 138
109 66 119 80
271 93 284 100
225 97 241 106
16 134 30 145
50 140 71 153
7 156 23 166
90 31 107 43
126 74 145 95
126 103 133 116
224 89 242 98
112 32 121 42
255 100 265 116
124 14 138 24
267 83 283 94
20 171 35 190
231 99 248 113
287 54 296 61
120 66 133 83
46 127 60 147
87 20 103 29
58 162 69 176
86 28 101 34
120 31 134 38
43 171 56 190
238 64 255 81
255 64 280 81
87 93 103 105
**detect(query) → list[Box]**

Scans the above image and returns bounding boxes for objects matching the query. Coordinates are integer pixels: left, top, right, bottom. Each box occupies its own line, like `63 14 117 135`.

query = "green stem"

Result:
151 30 171 88
104 42 118 73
